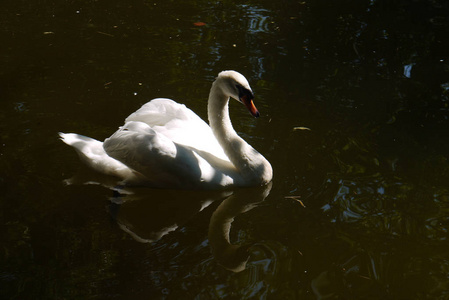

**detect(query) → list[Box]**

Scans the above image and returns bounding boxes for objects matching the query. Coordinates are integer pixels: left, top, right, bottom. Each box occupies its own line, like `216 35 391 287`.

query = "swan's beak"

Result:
241 95 260 118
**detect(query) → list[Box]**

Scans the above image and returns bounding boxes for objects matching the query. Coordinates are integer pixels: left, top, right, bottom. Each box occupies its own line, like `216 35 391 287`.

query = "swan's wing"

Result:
125 98 197 127
103 121 208 188
59 133 138 178
125 98 228 161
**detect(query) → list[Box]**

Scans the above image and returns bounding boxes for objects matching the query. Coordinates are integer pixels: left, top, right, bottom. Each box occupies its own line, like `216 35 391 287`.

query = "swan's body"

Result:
60 71 272 189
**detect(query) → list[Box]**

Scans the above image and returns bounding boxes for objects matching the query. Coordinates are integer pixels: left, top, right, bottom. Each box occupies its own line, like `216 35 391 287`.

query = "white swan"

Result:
60 70 272 189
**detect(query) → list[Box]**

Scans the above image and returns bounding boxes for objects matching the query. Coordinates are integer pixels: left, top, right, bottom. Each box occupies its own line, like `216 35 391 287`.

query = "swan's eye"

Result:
236 84 254 101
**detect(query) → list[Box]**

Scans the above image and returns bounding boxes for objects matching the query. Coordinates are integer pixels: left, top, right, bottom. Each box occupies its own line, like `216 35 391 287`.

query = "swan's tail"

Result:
59 132 141 181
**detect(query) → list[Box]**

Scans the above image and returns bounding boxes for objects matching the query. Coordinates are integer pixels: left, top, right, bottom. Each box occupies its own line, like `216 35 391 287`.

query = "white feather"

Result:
60 71 272 189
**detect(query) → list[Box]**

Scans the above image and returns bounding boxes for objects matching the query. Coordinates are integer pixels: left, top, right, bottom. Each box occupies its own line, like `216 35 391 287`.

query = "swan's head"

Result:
216 70 260 118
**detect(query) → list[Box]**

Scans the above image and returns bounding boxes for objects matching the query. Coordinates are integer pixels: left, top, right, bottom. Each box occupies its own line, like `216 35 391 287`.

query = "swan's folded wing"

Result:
59 132 140 179
125 98 228 161
103 121 205 188
125 98 197 126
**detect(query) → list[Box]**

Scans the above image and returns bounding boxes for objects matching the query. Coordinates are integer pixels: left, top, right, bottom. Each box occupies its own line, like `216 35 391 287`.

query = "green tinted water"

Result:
1 0 449 299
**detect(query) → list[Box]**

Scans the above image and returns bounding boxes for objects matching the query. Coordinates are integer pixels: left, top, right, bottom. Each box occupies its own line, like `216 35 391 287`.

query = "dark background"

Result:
1 0 449 298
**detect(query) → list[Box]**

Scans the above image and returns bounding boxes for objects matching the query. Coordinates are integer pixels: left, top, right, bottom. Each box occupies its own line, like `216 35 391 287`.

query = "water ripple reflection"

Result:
322 173 449 244
324 176 388 223
240 5 271 34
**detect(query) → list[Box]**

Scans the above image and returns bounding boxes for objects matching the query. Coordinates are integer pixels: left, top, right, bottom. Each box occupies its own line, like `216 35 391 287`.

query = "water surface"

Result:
1 0 449 299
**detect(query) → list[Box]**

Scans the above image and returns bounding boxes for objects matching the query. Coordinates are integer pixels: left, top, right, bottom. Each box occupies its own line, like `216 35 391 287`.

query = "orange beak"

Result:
241 95 260 118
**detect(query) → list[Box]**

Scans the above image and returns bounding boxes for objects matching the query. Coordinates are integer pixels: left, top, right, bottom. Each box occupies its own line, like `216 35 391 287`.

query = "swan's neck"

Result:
207 83 272 186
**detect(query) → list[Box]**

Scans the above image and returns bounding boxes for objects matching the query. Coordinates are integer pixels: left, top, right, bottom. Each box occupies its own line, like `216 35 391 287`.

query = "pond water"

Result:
2 0 449 299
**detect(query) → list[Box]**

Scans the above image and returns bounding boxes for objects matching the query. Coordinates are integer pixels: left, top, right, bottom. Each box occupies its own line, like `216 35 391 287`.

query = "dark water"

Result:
2 0 449 299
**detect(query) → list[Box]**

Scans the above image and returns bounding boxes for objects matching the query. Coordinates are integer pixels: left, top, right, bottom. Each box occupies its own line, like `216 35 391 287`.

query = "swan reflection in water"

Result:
208 183 272 272
107 183 272 272
64 171 381 298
